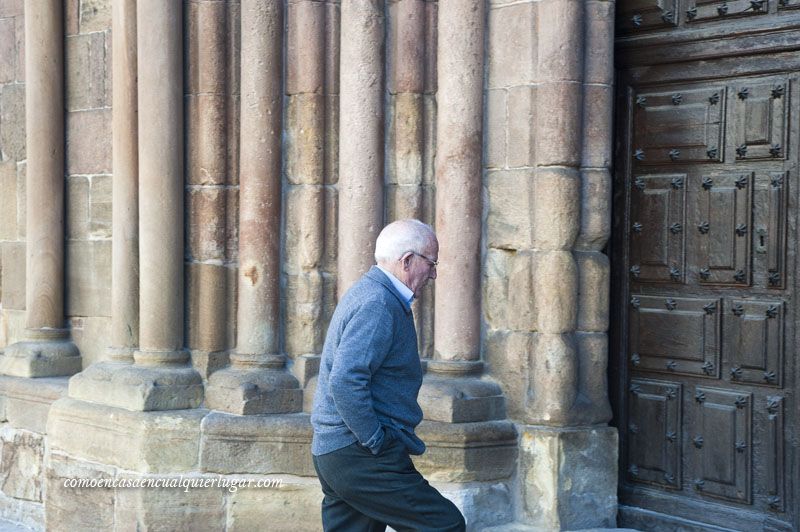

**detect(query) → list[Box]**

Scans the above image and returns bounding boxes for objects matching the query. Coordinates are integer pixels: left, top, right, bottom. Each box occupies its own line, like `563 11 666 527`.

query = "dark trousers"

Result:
312 437 466 532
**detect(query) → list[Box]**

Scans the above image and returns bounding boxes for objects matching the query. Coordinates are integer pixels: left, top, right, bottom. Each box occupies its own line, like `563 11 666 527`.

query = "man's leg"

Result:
313 453 388 532
313 440 466 532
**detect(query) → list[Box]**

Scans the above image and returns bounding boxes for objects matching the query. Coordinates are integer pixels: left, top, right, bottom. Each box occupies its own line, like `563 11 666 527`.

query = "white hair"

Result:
374 219 436 262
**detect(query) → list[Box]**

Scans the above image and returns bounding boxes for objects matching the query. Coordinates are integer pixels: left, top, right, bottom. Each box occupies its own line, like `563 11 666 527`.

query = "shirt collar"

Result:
376 265 414 305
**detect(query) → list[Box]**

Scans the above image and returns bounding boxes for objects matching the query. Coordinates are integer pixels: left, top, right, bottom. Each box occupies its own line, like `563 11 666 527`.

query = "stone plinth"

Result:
0 375 68 433
204 367 302 415
0 330 81 378
68 359 203 412
417 373 506 424
518 424 618 530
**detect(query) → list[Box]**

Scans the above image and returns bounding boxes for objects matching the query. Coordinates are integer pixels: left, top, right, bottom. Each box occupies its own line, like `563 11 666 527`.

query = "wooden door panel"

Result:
724 299 784 387
751 171 789 289
617 0 678 32
690 387 752 504
627 378 682 489
630 174 686 283
733 80 788 161
686 0 769 22
630 295 720 377
765 395 786 512
695 172 753 286
632 86 725 164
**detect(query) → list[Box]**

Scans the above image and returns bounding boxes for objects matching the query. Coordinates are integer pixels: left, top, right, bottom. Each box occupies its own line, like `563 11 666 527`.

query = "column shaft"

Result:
432 0 484 363
24 0 65 331
235 0 283 364
109 0 139 361
137 0 185 361
337 0 385 296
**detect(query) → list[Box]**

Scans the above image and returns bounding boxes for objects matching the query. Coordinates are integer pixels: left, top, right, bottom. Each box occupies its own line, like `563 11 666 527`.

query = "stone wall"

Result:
0 0 618 530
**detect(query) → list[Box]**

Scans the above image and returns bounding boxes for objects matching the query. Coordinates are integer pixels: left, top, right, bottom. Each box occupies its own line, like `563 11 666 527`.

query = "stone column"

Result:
517 1 618 528
205 0 302 415
76 0 203 411
337 0 385 296
109 0 139 363
0 0 82 377
416 0 504 423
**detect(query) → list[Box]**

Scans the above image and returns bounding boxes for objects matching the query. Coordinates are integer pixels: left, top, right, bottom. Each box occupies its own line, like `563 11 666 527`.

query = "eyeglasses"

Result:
403 251 439 268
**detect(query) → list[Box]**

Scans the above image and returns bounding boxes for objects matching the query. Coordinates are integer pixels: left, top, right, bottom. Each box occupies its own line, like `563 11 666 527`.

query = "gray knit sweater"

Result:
311 266 425 456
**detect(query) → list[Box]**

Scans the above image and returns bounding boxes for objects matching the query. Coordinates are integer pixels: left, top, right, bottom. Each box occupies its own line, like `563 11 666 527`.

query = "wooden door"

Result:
613 6 800 530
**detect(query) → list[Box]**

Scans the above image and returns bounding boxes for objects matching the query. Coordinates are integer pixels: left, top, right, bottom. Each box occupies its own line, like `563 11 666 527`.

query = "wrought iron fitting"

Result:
735 175 749 188
666 360 677 371
702 361 715 375
764 371 777 383
708 92 720 105
633 149 645 161
706 147 718 159
693 435 704 448
732 303 745 316
628 464 639 476
731 366 743 380
771 175 784 188
664 473 675 484
694 479 705 490
686 7 698 19
669 267 681 281
768 496 782 510
665 298 677 310
666 431 677 443
629 383 641 394
671 176 684 189
630 296 641 309
669 222 682 234
703 302 716 314
668 148 680 160
661 10 674 23
631 14 643 27
736 144 748 158
695 391 706 403
772 85 785 99
770 144 782 157
631 352 641 366
699 267 711 280
769 271 781 286
634 177 646 190
629 423 639 434
630 265 641 279
636 95 647 108
702 176 714 189
735 441 747 452
733 270 746 283
698 222 710 235
737 87 749 100
632 222 643 233
665 388 677 400
735 224 748 236
671 93 682 105
766 397 781 413
750 0 765 10
735 395 748 408
766 305 779 318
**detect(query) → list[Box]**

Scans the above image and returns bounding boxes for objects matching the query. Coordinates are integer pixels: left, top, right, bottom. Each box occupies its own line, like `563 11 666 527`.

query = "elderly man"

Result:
311 219 466 532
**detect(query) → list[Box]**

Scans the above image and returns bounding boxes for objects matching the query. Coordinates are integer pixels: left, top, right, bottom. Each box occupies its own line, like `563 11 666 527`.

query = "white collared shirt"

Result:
376 265 414 306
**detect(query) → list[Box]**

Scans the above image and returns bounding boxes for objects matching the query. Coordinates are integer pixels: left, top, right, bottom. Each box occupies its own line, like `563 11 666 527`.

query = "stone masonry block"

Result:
536 0 584 82
0 1 23 17
79 0 112 34
12 14 22 82
225 184 239 261
187 186 227 261
196 0 227 95
532 166 580 250
0 309 25 350
114 472 225 532
576 251 610 332
324 93 339 185
226 94 240 186
284 271 323 357
584 1 615 85
484 88 506 169
534 82 582 167
532 251 577 334
287 0 325 95
388 0 425 94
0 375 68 434
15 161 23 239
527 333 578 424
575 332 612 425
507 85 537 168
65 240 112 318
486 169 533 250
487 2 535 88
582 83 614 169
519 425 618 530
423 95 436 184
45 451 115 532
286 93 324 185
69 316 111 368
186 93 228 186
0 83 24 161
66 32 109 111
186 262 229 354
483 249 534 332
66 175 90 239
226 1 241 97
576 168 611 251
0 426 43 502
484 329 532 420
285 185 325 272
0 17 15 84
65 0 79 35
385 184 422 222
325 1 340 94
228 478 324 532
0 161 16 239
89 174 112 238
423 1 437 94
66 108 112 175
1 242 24 310
387 92 424 186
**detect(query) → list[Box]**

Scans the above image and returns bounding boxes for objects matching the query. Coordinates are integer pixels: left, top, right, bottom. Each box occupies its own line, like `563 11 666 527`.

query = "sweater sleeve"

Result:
329 300 394 454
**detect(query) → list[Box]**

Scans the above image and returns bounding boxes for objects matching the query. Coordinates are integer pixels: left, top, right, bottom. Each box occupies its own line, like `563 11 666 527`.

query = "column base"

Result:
418 373 506 423
0 329 82 378
68 361 203 411
518 424 618 530
205 366 302 415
